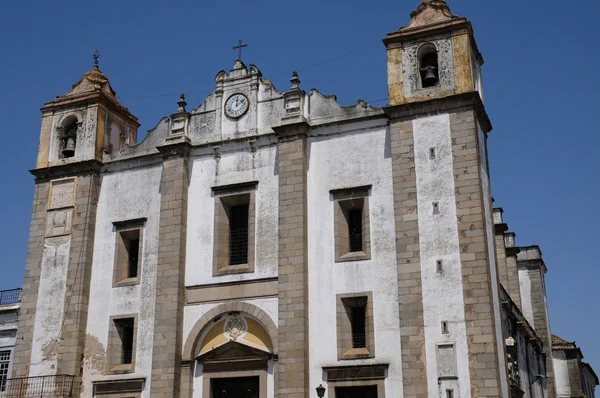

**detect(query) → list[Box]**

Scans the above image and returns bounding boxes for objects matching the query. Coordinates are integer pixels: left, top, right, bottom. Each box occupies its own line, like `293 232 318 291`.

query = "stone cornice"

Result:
30 159 103 182
156 137 192 160
383 91 492 133
272 117 311 142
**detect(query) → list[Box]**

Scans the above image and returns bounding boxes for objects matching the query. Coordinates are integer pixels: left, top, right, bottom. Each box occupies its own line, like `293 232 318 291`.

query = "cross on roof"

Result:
233 40 248 61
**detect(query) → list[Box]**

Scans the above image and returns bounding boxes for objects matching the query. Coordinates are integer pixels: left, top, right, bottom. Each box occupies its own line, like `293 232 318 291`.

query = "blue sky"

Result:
1 0 598 380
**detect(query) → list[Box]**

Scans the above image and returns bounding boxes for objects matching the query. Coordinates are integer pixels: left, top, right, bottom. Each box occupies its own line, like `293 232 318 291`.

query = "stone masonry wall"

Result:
389 119 428 398
450 109 504 397
276 133 309 398
151 144 190 397
56 173 99 396
11 182 50 377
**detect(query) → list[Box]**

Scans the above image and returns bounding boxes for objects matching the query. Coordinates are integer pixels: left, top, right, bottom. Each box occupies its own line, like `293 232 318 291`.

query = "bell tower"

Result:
384 2 513 398
383 0 484 106
35 55 139 168
12 57 138 396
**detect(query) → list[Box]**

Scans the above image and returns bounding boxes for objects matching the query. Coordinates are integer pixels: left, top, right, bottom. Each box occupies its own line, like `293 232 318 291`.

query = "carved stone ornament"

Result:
224 314 247 341
46 209 73 237
404 0 455 29
49 178 75 209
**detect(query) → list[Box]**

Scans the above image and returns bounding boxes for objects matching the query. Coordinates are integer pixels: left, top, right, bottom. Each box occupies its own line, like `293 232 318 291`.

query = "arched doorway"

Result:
188 310 276 398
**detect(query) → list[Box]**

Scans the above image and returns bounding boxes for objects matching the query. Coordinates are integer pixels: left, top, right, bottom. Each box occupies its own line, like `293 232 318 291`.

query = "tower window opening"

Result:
61 119 78 158
419 45 440 88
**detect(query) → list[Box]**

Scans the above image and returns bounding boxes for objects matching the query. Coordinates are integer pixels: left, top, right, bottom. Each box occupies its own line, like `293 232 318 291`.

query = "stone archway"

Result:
182 301 278 362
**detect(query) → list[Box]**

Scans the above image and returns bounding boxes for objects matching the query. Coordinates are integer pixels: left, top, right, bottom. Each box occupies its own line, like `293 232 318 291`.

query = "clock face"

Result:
224 93 249 119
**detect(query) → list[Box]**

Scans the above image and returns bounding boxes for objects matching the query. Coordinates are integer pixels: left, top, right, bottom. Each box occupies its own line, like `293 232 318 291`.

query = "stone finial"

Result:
289 71 301 91
176 93 187 113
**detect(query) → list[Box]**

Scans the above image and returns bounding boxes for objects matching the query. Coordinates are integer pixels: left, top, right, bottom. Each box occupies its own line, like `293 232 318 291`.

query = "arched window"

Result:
418 44 439 88
60 116 78 158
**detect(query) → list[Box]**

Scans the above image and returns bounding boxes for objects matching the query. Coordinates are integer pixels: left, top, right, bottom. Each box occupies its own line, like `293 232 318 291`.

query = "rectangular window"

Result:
212 182 257 276
337 292 375 360
107 315 137 373
446 389 454 398
0 351 10 391
112 219 145 286
332 186 371 262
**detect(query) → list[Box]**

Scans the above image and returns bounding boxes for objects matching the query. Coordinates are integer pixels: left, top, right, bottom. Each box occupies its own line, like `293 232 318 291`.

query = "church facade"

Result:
9 1 597 397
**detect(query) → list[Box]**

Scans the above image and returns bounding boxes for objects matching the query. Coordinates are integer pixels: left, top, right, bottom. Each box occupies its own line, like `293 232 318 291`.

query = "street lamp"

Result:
316 384 326 398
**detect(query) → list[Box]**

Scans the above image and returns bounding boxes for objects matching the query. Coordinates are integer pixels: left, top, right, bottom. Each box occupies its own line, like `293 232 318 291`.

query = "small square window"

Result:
442 321 449 334
436 260 444 273
429 147 437 160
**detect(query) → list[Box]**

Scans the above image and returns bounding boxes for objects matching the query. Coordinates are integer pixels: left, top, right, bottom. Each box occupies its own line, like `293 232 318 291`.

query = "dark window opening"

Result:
351 305 367 349
335 386 378 398
115 318 134 365
446 389 455 398
420 51 439 88
348 208 363 253
229 204 249 265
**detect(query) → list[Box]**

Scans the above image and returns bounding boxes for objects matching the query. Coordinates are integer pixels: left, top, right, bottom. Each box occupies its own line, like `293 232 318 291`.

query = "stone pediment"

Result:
402 0 457 30
196 341 272 362
215 60 262 82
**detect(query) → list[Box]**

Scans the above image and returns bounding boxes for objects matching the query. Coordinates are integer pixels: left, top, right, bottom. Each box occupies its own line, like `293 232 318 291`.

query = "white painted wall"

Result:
552 351 571 397
306 124 404 396
476 120 510 397
29 236 71 377
519 270 535 327
81 166 162 398
413 114 471 398
186 144 279 286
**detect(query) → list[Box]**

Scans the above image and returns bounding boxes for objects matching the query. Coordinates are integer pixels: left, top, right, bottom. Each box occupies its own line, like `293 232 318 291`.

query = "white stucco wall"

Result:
306 123 404 395
81 166 162 398
413 114 471 397
186 144 278 286
29 237 71 377
519 270 535 327
552 351 571 397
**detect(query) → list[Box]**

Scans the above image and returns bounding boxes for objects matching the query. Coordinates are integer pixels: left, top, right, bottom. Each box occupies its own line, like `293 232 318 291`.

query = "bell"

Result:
422 65 438 87
62 138 76 157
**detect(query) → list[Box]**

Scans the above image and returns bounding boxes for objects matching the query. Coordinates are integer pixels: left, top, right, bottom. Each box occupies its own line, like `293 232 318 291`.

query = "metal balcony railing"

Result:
0 289 21 306
0 375 74 397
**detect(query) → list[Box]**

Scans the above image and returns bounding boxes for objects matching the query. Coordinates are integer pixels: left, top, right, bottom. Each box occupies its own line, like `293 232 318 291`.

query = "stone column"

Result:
450 107 507 397
56 170 100 394
504 233 521 308
151 139 191 397
11 182 50 377
273 119 310 398
517 246 555 398
493 208 509 288
387 117 428 398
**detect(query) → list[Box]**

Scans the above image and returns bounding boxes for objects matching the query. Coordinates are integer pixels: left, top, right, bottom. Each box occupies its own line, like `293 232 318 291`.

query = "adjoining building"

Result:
552 335 598 398
8 1 598 397
0 288 21 390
